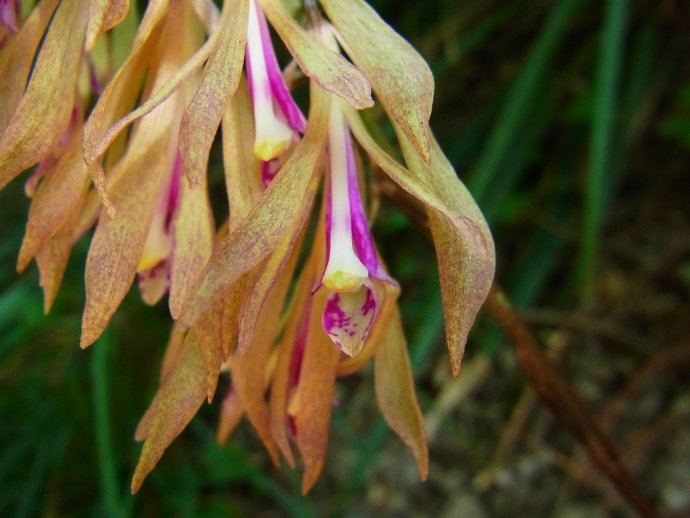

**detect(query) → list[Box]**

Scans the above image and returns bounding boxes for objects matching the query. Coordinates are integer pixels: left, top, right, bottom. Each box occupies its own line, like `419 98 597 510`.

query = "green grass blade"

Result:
92 332 124 518
469 0 582 204
580 0 628 304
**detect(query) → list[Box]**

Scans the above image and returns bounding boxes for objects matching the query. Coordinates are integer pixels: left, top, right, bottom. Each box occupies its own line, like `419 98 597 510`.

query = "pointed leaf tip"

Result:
131 332 206 492
320 0 433 160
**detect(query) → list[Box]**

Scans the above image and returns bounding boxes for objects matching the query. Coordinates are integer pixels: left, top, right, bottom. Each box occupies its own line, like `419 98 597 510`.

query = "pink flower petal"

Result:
256 1 306 133
1 0 18 32
343 127 396 285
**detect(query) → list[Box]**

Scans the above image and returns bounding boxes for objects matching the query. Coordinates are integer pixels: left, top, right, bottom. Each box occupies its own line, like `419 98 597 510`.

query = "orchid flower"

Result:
320 93 397 356
245 0 306 186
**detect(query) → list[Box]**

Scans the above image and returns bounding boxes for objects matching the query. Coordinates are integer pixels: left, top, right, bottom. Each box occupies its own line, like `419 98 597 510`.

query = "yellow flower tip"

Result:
287 389 300 416
322 270 366 293
137 252 164 273
253 139 290 162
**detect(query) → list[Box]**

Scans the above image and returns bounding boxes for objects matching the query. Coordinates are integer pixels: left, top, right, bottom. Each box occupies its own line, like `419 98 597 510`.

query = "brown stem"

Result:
485 286 660 518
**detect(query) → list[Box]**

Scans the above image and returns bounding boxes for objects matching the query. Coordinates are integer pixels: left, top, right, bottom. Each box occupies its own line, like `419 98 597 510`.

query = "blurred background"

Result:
1 0 690 516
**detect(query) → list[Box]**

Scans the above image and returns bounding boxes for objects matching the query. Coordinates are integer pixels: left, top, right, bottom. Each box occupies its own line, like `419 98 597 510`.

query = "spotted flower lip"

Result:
245 0 306 163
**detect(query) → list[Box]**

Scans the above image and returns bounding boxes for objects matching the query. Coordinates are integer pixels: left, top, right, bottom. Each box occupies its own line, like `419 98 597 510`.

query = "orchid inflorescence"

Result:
0 0 495 493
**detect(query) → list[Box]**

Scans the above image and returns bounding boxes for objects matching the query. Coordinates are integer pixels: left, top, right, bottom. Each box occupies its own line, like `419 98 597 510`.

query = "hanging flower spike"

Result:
321 93 395 357
131 0 493 496
245 0 306 185
137 153 182 305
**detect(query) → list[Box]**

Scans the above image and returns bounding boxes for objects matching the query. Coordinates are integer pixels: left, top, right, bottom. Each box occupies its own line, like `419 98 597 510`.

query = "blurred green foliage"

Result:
2 0 690 516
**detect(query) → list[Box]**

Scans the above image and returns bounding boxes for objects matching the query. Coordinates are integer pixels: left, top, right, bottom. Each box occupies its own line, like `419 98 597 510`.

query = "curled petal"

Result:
256 0 306 133
246 0 294 161
85 0 130 52
258 0 373 109
342 121 395 285
322 279 378 357
320 0 433 161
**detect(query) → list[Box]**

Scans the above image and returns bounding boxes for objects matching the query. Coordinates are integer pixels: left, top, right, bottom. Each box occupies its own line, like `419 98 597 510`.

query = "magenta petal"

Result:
1 0 18 32
343 127 396 285
261 158 281 188
322 280 378 357
88 60 103 96
289 296 312 391
165 153 182 230
256 1 306 133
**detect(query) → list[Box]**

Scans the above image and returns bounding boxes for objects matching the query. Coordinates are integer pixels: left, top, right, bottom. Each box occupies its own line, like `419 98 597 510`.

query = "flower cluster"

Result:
0 0 495 493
